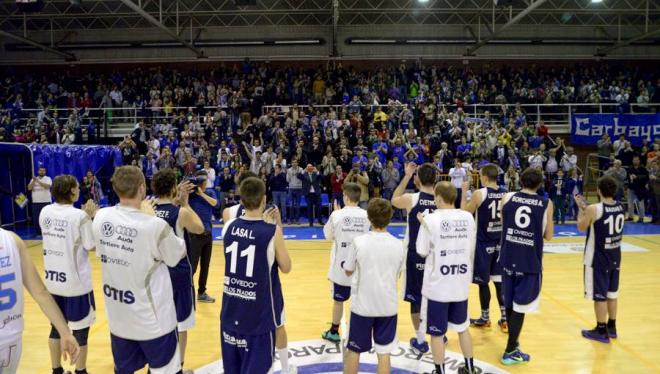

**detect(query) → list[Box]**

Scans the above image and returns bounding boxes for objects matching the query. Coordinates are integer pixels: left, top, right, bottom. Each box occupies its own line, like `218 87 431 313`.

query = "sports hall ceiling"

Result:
0 0 659 62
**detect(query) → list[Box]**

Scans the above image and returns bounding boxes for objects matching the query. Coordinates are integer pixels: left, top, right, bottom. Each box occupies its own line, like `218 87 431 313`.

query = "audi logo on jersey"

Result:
101 222 138 238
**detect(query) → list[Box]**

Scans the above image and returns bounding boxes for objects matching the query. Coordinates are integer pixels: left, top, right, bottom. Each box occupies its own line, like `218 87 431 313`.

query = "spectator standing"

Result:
381 160 400 201
549 169 567 224
28 166 52 235
269 164 289 223
300 164 324 226
287 159 304 224
82 170 103 204
597 134 613 172
202 160 216 190
627 156 649 222
448 159 468 208
346 163 370 209
187 170 219 303
217 167 235 212
330 165 346 207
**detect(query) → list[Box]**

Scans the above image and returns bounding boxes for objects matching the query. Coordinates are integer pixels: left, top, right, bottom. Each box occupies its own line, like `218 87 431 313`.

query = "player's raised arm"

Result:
575 194 594 232
274 225 291 273
415 212 431 258
544 200 555 241
14 232 80 365
391 162 416 210
461 179 480 214
323 209 335 240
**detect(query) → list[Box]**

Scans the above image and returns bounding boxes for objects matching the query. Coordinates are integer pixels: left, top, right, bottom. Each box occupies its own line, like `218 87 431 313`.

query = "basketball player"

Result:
40 175 98 374
391 162 437 353
222 171 295 373
321 183 371 343
575 176 624 343
93 166 186 374
343 199 405 374
460 164 508 332
221 177 292 374
499 167 554 365
417 182 476 374
0 228 80 374
152 169 205 373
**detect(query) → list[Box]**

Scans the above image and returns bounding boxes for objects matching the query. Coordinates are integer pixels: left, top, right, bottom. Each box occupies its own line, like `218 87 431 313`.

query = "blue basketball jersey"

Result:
476 187 507 244
584 202 624 269
154 203 191 276
500 192 549 273
221 218 279 335
405 192 436 255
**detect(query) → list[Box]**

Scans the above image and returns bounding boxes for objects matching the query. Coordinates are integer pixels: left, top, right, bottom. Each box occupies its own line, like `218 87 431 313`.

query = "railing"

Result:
262 103 660 134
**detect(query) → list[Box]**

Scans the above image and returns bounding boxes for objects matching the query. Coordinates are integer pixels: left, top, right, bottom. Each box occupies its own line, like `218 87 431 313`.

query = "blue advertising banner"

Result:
571 114 660 146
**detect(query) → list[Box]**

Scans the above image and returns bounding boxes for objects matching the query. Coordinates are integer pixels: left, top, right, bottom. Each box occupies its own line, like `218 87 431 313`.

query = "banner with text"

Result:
571 114 660 146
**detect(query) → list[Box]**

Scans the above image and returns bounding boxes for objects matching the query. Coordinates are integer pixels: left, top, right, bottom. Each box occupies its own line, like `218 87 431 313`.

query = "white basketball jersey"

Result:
416 209 476 302
227 204 241 220
93 205 185 341
0 229 24 347
323 206 371 286
40 204 95 297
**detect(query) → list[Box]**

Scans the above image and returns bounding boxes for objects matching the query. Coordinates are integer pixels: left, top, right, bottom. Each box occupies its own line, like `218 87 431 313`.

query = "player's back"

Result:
227 204 244 220
221 217 278 335
585 201 624 269
475 187 506 244
93 205 184 340
40 203 94 297
500 192 549 273
325 206 370 286
154 203 193 278
0 228 24 346
405 192 436 254
420 209 476 302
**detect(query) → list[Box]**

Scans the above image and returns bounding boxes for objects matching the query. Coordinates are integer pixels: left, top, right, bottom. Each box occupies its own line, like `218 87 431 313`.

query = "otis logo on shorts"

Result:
102 222 138 238
193 339 509 374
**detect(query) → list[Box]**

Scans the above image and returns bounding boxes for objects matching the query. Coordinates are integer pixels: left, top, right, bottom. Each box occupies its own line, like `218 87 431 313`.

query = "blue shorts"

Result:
111 330 180 374
332 283 351 302
273 290 285 328
221 329 275 374
347 313 397 354
422 298 469 336
584 265 620 301
51 291 96 330
502 269 542 313
403 254 424 305
473 243 502 284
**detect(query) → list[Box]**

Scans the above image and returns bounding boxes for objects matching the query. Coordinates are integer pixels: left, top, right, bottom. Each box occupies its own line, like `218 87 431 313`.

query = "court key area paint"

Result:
194 339 508 374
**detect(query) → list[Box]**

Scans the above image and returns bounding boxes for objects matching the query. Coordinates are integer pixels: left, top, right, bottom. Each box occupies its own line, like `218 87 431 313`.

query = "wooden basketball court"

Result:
18 233 660 374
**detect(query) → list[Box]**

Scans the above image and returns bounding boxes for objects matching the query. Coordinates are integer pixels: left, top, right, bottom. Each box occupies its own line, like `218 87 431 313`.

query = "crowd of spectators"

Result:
2 61 660 224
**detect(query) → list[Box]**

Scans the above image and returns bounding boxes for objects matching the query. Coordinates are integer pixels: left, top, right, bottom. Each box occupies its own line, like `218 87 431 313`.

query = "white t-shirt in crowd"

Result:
416 209 476 302
323 206 371 286
40 203 95 297
203 167 216 189
344 231 405 317
31 176 52 203
93 205 185 341
448 167 467 189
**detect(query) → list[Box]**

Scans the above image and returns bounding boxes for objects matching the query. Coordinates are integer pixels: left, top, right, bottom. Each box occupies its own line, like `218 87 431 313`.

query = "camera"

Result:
185 175 207 188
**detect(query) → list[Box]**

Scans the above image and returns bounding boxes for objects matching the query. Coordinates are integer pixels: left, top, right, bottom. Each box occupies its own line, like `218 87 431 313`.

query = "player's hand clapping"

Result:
82 199 99 219
404 162 417 178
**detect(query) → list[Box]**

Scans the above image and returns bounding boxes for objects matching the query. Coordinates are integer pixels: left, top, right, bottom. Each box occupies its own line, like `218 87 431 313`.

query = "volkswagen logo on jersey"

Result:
441 221 451 232
101 222 115 237
43 217 52 230
193 339 509 374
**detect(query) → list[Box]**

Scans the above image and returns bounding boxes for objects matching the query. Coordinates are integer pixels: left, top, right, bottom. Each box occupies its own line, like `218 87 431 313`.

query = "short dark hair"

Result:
239 177 266 210
434 181 457 205
520 167 544 190
367 198 393 229
151 169 177 198
417 163 437 187
343 183 361 204
480 164 499 182
238 171 258 186
597 175 618 198
52 175 78 204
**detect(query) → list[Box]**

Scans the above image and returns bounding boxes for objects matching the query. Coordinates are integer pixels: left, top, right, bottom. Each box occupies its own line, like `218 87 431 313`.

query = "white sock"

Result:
416 329 426 344
278 348 289 371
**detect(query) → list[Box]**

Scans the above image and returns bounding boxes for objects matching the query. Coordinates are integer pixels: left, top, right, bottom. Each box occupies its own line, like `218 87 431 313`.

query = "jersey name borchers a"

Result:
40 203 95 297
222 217 280 335
584 202 624 269
475 187 506 246
324 206 370 286
405 192 436 261
0 229 24 346
416 210 476 302
93 205 185 341
500 192 549 274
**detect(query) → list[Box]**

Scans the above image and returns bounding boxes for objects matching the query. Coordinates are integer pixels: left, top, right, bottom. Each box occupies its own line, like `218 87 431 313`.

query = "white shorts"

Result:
0 338 22 374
